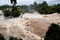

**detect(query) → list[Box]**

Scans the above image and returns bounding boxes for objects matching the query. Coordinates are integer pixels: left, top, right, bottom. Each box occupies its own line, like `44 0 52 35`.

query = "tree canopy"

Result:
32 1 60 14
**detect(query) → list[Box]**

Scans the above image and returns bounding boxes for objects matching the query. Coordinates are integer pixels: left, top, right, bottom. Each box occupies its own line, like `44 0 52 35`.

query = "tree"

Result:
55 4 60 13
33 2 38 10
37 1 48 14
44 23 60 40
10 0 20 17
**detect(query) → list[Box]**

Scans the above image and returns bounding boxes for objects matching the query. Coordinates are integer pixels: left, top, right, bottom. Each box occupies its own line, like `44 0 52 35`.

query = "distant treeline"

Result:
0 1 60 14
31 1 60 14
0 5 33 13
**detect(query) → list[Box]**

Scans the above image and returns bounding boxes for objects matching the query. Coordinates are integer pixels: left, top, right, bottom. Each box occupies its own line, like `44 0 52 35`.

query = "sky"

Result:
0 0 60 6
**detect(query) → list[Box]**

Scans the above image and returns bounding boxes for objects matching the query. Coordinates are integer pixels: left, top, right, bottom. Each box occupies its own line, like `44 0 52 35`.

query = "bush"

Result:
33 1 60 14
2 7 24 17
3 9 11 17
44 23 60 40
11 7 20 17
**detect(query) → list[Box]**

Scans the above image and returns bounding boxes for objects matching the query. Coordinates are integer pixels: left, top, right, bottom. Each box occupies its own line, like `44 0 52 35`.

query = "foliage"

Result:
32 1 60 14
37 1 48 14
0 1 60 14
44 23 60 40
2 7 25 17
3 9 12 17
11 7 20 17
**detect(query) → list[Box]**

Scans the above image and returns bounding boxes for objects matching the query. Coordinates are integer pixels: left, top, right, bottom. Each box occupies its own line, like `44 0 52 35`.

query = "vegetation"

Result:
0 5 31 17
44 23 60 40
3 8 25 17
0 1 60 17
32 1 60 14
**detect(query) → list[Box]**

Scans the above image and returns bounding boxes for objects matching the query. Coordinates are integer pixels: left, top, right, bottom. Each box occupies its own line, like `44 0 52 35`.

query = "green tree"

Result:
33 2 38 10
37 1 48 14
55 4 60 13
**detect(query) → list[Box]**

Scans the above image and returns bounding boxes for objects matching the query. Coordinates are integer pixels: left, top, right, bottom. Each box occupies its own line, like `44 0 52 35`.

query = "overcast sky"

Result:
0 0 60 6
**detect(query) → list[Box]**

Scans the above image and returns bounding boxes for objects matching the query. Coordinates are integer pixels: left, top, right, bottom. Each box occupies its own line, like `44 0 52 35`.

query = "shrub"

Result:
33 1 60 14
2 7 24 17
3 9 11 17
11 7 20 17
